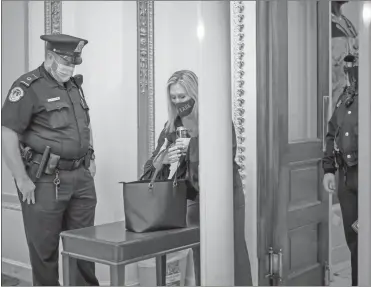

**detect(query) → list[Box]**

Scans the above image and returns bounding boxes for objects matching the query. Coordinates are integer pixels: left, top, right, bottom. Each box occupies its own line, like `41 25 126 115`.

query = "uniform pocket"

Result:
44 101 70 129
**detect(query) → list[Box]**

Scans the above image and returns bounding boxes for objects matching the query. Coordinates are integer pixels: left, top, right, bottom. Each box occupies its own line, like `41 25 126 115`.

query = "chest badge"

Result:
47 97 61 102
8 87 24 102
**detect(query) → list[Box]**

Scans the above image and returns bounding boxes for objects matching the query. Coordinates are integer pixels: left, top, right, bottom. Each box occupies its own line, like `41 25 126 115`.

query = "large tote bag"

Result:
121 149 188 233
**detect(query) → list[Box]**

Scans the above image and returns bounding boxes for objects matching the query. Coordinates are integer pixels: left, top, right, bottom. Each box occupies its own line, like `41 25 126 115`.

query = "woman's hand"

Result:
162 145 181 164
175 138 191 155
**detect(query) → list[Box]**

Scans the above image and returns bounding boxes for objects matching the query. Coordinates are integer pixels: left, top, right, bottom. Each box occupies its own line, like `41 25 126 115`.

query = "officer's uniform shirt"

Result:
323 89 358 173
1 64 91 160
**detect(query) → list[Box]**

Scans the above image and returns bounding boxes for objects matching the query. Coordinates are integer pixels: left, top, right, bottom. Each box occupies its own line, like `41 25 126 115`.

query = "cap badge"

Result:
74 41 85 53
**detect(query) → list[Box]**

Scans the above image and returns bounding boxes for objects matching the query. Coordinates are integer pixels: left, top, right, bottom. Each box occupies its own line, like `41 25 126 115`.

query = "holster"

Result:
26 162 40 182
84 149 93 169
334 150 344 169
20 144 54 181
44 153 60 175
19 144 37 181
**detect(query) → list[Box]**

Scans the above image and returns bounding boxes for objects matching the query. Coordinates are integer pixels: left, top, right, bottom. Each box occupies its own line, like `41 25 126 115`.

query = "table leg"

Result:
156 255 167 286
110 264 126 286
62 252 77 286
193 246 201 286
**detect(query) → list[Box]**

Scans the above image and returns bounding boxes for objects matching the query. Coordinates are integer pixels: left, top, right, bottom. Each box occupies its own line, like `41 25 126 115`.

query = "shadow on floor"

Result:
2 274 20 286
1 274 31 286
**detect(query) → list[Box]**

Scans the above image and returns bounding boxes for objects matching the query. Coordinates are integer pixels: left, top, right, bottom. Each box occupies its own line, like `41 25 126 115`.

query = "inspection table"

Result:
60 221 200 286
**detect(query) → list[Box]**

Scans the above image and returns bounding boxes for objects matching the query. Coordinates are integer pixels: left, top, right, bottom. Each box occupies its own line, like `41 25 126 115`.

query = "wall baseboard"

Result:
2 193 21 211
2 258 32 283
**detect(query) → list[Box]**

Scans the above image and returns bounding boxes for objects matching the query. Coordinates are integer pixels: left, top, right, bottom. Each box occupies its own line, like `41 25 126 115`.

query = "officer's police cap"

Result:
40 34 88 65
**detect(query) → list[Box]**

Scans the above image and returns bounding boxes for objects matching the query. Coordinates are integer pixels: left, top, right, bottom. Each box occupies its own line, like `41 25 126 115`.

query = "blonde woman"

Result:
141 70 252 286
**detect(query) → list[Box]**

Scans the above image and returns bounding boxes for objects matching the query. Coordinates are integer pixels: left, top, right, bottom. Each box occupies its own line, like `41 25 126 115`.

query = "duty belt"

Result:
32 153 85 171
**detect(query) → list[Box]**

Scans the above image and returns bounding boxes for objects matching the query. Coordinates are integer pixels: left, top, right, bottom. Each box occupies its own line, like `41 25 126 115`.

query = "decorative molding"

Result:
44 1 62 35
231 1 247 192
137 1 155 177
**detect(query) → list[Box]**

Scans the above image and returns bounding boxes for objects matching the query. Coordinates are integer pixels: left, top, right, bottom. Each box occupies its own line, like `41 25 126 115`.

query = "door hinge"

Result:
324 262 331 286
265 247 283 284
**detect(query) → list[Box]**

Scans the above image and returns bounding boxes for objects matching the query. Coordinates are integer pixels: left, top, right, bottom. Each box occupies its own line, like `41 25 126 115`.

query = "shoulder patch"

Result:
8 87 24 102
19 70 41 88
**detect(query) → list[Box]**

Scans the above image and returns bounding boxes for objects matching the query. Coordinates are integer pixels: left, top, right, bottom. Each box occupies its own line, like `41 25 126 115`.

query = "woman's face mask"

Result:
50 55 75 83
175 98 195 118
170 83 196 118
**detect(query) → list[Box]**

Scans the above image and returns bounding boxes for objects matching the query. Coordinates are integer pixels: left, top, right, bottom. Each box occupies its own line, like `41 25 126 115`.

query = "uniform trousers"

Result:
186 176 253 286
338 165 358 286
17 166 99 286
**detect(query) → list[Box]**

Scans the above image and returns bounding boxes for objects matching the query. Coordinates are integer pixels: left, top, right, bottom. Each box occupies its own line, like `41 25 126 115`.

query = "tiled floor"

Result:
2 262 352 286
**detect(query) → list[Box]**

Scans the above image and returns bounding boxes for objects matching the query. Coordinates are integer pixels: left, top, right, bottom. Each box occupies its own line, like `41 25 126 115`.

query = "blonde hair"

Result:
165 70 198 133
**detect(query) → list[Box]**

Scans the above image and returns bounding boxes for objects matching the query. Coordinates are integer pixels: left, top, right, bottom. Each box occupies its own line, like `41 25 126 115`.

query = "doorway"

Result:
257 1 330 285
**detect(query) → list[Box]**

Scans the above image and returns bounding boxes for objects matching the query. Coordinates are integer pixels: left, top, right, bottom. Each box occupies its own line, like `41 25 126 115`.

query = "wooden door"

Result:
257 1 330 285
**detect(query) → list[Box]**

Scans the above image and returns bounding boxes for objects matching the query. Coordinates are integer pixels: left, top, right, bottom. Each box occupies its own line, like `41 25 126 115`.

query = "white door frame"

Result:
358 2 371 285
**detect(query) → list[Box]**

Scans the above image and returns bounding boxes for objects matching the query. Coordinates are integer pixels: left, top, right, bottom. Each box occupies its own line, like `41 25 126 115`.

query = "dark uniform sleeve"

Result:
140 123 171 180
322 111 338 174
1 83 36 134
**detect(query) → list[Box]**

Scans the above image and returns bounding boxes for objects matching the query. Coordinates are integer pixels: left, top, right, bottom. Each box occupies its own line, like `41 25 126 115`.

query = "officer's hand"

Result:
175 138 191 155
163 145 181 164
323 173 336 193
16 176 36 204
89 160 96 177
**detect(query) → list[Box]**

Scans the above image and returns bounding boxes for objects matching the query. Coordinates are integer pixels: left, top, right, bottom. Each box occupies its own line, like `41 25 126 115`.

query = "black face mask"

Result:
176 98 195 118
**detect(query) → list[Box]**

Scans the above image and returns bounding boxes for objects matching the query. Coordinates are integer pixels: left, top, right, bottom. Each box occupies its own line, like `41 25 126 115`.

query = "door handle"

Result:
322 95 330 152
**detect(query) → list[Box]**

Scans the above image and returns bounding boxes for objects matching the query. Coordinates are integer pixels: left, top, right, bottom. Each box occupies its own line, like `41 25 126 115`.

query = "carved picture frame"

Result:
231 1 247 193
44 1 62 35
137 1 155 177
136 1 247 186
44 1 62 56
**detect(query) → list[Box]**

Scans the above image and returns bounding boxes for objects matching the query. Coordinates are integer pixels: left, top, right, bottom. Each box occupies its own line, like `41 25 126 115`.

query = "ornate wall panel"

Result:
44 1 62 35
231 1 247 193
137 1 155 177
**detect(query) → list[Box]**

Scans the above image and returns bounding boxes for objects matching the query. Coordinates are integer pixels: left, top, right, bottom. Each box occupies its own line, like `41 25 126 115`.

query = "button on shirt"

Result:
336 96 358 163
323 89 358 173
1 64 91 159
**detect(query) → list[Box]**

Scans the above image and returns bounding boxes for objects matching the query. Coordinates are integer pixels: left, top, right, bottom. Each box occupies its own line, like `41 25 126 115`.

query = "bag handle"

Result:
148 148 168 189
148 148 182 191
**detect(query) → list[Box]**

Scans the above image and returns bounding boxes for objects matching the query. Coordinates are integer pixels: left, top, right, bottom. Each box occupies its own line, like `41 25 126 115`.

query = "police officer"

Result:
1 34 99 286
323 52 358 286
331 0 358 108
